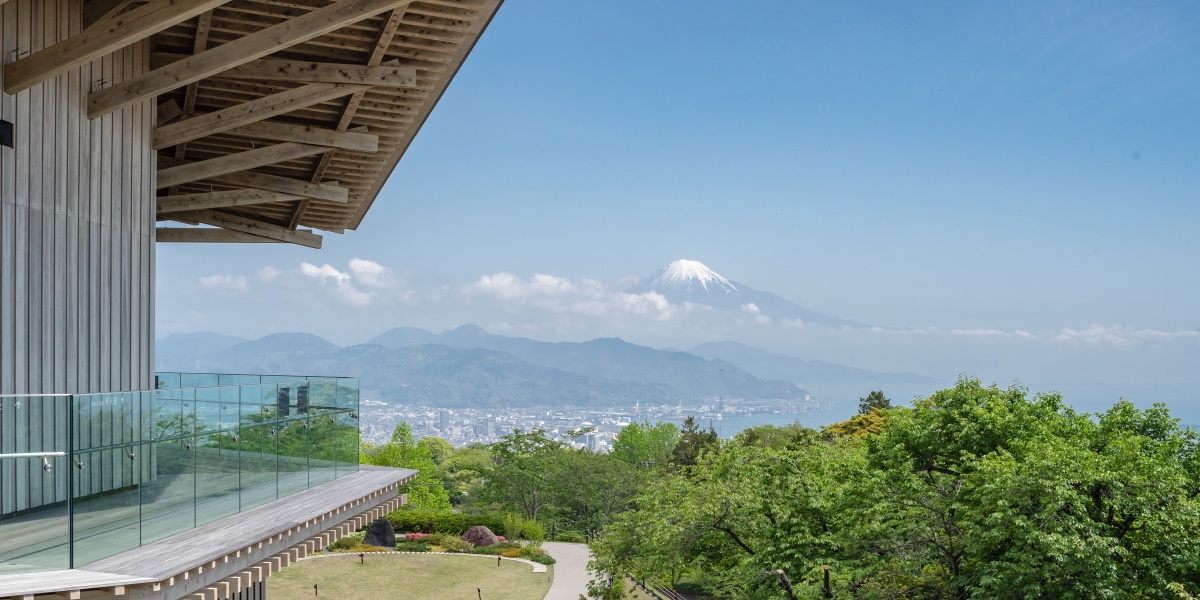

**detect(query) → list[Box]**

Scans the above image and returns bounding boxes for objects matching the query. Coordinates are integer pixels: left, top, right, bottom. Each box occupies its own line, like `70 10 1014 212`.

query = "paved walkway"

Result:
541 542 592 600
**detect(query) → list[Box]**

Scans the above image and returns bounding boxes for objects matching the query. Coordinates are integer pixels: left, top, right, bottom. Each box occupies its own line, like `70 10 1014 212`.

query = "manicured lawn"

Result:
268 554 552 600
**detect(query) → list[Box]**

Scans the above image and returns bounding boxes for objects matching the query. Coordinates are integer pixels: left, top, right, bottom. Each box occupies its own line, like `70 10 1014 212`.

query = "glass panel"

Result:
71 447 141 565
218 374 261 387
196 432 240 525
180 373 219 389
276 419 309 497
334 411 359 478
154 372 181 390
238 424 278 510
0 395 71 575
139 436 196 545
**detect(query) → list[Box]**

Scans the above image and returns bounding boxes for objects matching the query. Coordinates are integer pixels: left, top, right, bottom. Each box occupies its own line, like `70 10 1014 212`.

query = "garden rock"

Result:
362 518 396 548
461 525 500 547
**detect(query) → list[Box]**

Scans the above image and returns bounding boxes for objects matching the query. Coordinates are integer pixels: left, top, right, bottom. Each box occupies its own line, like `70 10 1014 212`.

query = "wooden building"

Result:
0 0 503 598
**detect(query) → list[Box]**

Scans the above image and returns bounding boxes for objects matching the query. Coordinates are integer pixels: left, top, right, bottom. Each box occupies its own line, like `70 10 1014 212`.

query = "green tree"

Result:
611 421 680 468
417 436 454 465
671 416 719 468
858 390 891 415
480 429 564 520
360 422 451 511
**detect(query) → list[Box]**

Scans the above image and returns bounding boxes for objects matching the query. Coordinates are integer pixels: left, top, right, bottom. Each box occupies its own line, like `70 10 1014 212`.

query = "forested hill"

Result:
155 329 805 408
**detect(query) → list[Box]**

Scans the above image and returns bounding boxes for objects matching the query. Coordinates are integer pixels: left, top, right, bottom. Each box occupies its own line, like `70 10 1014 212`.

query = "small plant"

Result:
326 537 390 553
394 541 431 552
522 519 545 546
423 533 475 553
554 532 586 543
503 513 523 540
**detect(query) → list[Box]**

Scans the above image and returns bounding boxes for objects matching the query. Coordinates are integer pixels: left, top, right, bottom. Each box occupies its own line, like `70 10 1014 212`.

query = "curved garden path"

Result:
541 542 592 600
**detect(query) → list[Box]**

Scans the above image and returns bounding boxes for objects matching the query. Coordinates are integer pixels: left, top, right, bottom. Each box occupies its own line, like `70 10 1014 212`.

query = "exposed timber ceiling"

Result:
3 0 504 248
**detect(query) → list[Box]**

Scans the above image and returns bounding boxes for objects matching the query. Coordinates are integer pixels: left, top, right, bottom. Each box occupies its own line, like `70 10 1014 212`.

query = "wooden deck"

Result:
0 466 415 598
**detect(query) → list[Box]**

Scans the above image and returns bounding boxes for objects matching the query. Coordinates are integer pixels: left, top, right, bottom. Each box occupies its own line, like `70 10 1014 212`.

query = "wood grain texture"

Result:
88 0 414 117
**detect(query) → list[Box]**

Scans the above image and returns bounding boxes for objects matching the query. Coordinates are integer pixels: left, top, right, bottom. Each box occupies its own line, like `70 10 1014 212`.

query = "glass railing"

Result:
0 373 359 575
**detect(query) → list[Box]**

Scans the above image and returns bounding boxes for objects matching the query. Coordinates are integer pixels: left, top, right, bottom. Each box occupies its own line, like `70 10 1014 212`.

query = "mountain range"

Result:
156 324 935 408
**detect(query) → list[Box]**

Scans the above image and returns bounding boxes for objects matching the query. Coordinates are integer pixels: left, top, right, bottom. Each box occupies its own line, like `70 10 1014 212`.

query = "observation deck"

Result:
0 373 411 600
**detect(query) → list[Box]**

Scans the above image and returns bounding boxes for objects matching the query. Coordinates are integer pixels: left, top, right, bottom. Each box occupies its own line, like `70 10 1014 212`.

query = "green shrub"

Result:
385 509 506 535
394 541 431 552
501 513 546 544
553 532 586 543
529 555 556 565
470 541 522 556
504 513 522 540
522 519 545 545
326 537 390 553
423 533 474 553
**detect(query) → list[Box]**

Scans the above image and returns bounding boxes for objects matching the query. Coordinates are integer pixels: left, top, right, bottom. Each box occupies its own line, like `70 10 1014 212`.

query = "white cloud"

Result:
298 262 374 306
741 303 761 314
949 328 1013 337
466 272 682 320
348 258 393 288
198 274 247 291
1054 324 1200 346
300 263 350 283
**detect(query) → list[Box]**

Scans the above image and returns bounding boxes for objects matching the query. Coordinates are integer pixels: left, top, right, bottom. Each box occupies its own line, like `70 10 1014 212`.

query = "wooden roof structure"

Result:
3 0 504 248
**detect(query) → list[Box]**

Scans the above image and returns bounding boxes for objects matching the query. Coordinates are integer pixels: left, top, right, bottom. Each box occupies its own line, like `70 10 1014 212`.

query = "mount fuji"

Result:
626 259 863 328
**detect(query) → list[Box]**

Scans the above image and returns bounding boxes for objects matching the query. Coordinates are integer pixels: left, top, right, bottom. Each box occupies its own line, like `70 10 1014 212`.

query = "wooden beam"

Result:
83 0 136 30
218 60 417 87
157 190 305 213
159 156 350 203
157 98 182 126
152 83 368 150
173 10 216 166
157 142 330 188
4 0 230 94
175 211 324 248
88 0 414 117
223 122 377 152
293 7 405 230
157 228 285 244
212 171 348 203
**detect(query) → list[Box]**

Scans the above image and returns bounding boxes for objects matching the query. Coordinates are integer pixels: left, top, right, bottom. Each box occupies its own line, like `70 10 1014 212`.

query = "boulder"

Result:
362 518 396 548
461 525 499 547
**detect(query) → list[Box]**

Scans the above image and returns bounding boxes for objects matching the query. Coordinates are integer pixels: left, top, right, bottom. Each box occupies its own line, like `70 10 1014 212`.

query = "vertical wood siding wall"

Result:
0 0 156 514
0 0 155 397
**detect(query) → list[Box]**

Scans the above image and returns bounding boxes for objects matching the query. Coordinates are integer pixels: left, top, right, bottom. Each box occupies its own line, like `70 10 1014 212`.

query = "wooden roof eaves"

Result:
349 0 505 230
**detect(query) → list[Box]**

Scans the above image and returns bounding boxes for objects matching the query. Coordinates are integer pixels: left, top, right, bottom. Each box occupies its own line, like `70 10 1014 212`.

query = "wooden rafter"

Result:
157 143 332 189
157 190 305 213
172 9 216 166
83 0 137 30
172 210 323 248
153 83 369 150
140 0 503 245
289 7 406 230
4 0 230 94
156 228 285 243
89 0 414 117
223 123 378 153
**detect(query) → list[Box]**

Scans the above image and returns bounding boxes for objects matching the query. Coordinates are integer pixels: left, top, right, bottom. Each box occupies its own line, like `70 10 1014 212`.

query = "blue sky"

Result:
159 1 1200 401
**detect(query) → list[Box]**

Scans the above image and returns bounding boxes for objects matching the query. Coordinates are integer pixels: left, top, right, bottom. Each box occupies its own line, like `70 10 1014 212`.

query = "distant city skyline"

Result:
159 2 1200 404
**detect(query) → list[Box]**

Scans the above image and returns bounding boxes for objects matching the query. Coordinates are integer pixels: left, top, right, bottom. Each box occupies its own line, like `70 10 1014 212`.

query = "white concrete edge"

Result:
297 551 549 573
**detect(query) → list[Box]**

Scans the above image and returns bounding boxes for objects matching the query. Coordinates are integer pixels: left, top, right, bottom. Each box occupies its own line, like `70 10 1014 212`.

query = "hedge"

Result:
385 509 506 535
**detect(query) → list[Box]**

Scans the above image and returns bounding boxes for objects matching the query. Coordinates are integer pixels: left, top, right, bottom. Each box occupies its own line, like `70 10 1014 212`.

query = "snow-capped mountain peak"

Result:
649 259 739 294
